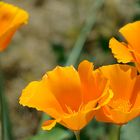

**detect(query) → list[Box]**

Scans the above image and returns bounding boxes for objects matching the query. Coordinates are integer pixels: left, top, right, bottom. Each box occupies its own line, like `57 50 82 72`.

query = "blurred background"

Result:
0 0 140 140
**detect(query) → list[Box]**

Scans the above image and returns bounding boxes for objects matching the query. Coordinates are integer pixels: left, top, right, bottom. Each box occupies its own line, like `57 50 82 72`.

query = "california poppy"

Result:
0 2 28 51
19 60 113 131
95 64 140 125
109 21 140 71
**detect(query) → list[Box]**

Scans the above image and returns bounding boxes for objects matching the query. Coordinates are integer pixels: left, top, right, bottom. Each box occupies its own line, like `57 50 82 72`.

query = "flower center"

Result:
65 103 84 114
108 98 132 112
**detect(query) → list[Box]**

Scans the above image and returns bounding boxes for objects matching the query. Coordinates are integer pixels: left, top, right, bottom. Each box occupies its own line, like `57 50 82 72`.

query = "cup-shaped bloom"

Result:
19 60 113 131
109 21 140 71
95 64 140 125
0 2 29 52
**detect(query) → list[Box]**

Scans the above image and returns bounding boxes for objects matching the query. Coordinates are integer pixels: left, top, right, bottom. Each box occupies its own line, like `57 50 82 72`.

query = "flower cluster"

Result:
19 21 140 131
1 1 140 139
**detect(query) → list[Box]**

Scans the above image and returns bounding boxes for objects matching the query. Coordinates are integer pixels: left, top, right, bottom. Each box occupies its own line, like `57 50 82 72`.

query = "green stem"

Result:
117 126 121 140
109 125 122 140
66 0 104 66
0 73 14 140
74 131 80 140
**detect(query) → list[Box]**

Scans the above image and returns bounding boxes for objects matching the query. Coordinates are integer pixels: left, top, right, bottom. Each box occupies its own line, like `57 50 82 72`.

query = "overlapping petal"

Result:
20 60 112 130
96 64 140 124
78 60 111 104
109 21 140 71
20 81 64 118
119 21 140 52
109 38 134 63
43 66 82 112
0 2 29 51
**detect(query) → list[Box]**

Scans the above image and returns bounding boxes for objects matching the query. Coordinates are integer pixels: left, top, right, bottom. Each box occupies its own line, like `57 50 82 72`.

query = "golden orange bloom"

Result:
95 64 140 125
109 21 140 71
19 60 113 131
0 2 29 52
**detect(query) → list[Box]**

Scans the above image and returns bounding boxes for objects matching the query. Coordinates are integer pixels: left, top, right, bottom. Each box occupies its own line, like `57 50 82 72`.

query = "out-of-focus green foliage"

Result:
28 127 72 140
51 43 66 65
27 115 72 140
122 118 140 140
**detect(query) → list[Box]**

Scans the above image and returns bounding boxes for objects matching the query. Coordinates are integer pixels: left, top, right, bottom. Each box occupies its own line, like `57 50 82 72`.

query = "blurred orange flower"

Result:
109 21 140 71
19 60 113 131
96 64 140 125
0 2 28 52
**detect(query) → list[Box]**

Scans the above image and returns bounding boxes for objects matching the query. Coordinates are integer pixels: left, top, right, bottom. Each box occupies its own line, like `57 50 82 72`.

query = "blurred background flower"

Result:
0 2 28 51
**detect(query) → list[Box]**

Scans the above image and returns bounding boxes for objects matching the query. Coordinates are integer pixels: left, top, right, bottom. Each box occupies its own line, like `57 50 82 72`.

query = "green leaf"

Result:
28 127 72 140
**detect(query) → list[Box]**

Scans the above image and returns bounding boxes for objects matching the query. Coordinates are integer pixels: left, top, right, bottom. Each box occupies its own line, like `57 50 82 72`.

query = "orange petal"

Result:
109 108 140 124
60 111 95 131
78 60 95 102
84 87 113 112
0 2 28 51
19 81 64 118
96 106 114 123
78 60 109 103
98 89 114 107
113 109 140 124
119 21 140 52
43 66 82 112
91 70 111 101
109 38 134 63
130 75 140 108
96 106 140 124
99 64 137 100
78 60 94 83
42 119 59 130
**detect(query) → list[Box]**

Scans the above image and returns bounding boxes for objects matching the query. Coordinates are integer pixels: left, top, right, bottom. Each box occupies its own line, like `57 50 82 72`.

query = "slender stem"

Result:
109 125 122 140
66 0 104 66
0 74 4 140
74 131 80 140
117 125 121 140
0 73 14 140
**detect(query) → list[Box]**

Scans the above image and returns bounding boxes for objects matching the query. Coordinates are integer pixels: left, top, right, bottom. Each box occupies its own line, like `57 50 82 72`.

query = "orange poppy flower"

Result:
19 60 113 131
0 2 29 52
109 21 140 71
95 64 140 125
